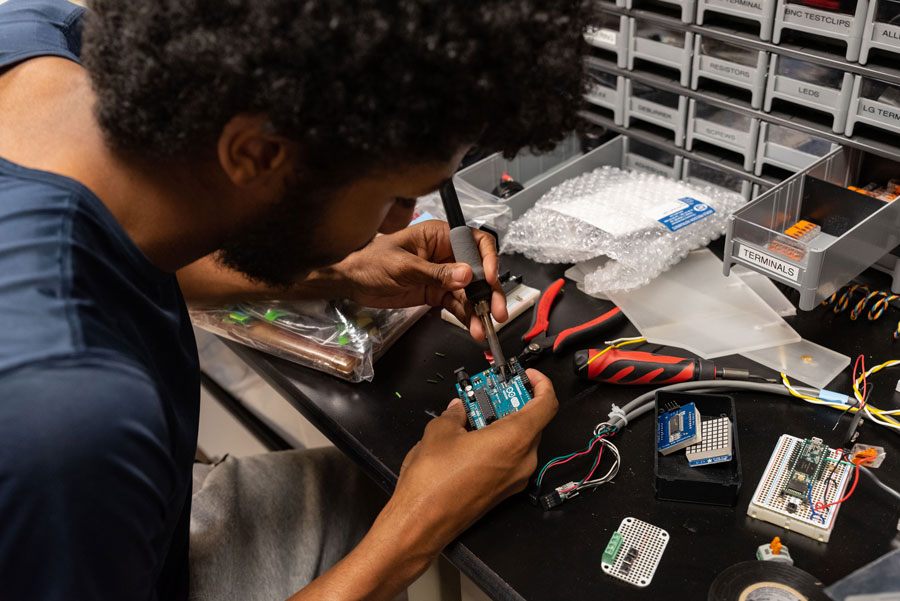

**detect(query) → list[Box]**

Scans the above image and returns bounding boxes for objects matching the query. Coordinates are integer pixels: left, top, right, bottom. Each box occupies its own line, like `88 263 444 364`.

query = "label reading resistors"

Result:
736 245 801 282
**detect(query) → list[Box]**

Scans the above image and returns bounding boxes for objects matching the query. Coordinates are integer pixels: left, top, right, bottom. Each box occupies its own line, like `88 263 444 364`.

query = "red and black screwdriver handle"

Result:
522 278 624 353
574 348 749 385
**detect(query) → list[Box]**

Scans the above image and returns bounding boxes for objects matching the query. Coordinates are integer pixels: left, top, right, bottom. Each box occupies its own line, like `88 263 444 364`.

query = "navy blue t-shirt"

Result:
0 1 200 599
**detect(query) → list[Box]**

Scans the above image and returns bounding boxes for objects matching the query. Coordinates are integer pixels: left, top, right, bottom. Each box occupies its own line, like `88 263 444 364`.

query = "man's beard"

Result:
215 182 341 289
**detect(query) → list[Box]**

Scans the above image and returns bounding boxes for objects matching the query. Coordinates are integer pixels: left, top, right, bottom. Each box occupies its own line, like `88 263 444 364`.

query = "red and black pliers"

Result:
519 278 625 363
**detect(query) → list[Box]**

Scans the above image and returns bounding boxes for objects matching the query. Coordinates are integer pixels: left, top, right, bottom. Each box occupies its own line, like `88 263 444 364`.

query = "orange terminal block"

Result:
757 536 792 564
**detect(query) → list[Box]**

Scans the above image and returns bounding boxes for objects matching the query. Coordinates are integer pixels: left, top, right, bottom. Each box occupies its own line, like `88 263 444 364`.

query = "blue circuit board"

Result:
455 359 532 430
656 401 701 455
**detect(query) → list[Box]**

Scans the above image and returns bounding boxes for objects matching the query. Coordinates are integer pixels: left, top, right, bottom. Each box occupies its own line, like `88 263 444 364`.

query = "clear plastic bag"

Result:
190 300 428 382
502 166 747 295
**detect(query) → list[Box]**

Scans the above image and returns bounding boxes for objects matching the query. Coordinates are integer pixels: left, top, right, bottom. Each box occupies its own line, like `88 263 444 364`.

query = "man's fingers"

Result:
441 291 484 341
490 286 508 323
439 398 469 429
472 229 500 285
514 369 559 431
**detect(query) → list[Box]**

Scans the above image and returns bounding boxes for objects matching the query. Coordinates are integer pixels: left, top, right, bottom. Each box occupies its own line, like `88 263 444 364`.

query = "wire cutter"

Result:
519 278 625 363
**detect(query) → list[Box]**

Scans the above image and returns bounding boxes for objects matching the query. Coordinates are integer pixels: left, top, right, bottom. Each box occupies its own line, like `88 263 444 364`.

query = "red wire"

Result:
544 434 606 472
815 461 860 512
560 445 605 494
582 445 605 482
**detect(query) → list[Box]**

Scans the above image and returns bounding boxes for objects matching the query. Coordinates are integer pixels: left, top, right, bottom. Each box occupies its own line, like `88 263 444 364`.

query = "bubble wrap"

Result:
502 166 747 295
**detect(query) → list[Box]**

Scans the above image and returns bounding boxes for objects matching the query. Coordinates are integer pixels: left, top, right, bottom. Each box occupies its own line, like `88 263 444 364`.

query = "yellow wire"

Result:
781 372 900 431
584 337 646 367
852 360 900 428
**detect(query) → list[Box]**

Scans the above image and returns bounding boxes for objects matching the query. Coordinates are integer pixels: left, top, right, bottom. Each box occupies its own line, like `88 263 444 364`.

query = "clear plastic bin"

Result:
754 122 838 176
763 55 854 132
623 138 684 178
845 74 900 135
625 79 689 146
683 158 755 199
585 12 630 68
628 19 695 87
585 70 626 126
691 36 769 109
859 0 900 63
696 0 779 41
627 0 697 22
773 0 868 61
724 146 900 310
686 99 760 170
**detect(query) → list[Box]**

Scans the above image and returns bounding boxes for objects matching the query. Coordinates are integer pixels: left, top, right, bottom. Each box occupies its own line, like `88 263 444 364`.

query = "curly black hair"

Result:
81 0 589 174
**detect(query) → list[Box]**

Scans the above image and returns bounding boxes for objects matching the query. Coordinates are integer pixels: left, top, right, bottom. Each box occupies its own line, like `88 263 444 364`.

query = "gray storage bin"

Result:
845 74 900 135
686 99 760 171
585 70 627 126
724 146 900 309
772 0 868 61
456 136 686 222
623 138 685 178
455 136 583 219
763 55 854 133
683 158 756 199
627 0 697 22
628 18 694 86
696 0 779 40
585 12 630 68
624 79 689 146
859 0 900 64
754 122 839 176
690 36 768 109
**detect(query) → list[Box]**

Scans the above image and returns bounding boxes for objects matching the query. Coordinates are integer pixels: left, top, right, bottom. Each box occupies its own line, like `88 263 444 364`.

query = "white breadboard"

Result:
747 434 852 542
601 517 669 587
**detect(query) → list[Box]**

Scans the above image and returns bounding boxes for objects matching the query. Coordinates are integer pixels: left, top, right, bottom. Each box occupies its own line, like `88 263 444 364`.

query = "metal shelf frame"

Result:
581 108 781 187
595 1 900 86
585 55 900 163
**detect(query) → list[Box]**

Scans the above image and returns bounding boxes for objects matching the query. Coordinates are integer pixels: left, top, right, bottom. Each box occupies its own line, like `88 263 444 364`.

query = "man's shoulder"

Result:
0 0 85 70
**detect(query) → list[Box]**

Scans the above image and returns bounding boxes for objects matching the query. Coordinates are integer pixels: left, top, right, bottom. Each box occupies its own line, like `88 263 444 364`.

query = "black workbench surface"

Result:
231 252 900 601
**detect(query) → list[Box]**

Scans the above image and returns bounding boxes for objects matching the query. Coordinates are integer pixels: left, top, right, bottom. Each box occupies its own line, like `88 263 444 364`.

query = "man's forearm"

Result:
287 497 439 601
176 255 350 306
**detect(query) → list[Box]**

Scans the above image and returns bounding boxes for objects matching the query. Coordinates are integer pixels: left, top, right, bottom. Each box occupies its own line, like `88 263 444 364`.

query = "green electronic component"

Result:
603 531 624 565
782 437 828 499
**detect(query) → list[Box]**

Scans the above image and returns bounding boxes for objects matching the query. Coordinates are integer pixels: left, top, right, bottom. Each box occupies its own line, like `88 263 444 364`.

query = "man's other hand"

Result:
387 369 558 556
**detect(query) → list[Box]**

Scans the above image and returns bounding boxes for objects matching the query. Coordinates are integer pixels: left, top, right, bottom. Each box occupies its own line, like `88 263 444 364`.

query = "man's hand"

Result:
334 220 508 341
389 369 558 553
289 370 558 601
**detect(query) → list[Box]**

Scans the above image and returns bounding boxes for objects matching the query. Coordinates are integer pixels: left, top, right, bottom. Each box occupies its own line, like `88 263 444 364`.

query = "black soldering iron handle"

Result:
439 179 493 304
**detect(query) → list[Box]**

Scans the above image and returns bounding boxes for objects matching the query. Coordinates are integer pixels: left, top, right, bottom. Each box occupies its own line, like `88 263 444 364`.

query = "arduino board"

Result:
454 358 532 430
656 402 701 455
747 434 852 542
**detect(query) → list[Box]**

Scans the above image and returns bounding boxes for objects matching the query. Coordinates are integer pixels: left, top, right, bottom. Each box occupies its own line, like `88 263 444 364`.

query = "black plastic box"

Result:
654 391 742 506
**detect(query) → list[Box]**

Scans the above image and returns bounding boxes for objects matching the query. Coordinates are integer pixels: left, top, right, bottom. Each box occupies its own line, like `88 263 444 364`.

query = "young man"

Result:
0 0 587 599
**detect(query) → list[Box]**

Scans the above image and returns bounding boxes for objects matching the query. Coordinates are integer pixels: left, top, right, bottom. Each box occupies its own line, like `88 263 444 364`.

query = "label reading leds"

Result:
658 197 715 232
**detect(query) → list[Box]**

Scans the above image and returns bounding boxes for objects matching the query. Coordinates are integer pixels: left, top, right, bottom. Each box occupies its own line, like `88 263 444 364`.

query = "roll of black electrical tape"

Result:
708 561 831 601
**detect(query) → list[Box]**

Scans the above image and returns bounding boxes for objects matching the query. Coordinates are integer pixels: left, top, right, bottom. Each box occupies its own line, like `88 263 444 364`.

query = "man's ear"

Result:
217 114 291 187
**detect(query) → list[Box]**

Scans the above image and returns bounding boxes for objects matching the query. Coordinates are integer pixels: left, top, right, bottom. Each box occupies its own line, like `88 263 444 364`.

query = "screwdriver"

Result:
438 179 507 372
573 348 750 385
